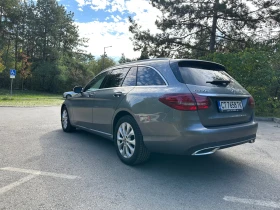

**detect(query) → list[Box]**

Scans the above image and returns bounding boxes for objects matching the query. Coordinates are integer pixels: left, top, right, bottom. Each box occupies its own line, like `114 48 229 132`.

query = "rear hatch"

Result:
170 60 254 127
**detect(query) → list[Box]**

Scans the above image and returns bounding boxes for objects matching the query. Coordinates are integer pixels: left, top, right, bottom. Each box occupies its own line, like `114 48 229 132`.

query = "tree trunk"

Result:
15 27 18 70
209 0 219 52
0 5 2 36
5 37 11 66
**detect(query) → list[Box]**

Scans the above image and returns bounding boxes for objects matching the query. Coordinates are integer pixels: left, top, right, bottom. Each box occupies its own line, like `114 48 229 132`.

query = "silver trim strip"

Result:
86 84 168 93
76 125 112 137
192 138 255 156
196 93 250 98
134 85 168 88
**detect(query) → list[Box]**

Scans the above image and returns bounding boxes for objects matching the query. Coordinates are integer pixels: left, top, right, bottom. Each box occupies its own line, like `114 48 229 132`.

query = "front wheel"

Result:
114 115 150 165
61 107 75 132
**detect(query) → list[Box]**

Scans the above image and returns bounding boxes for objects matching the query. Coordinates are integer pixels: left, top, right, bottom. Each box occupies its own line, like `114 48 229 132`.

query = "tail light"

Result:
248 96 255 108
159 93 210 111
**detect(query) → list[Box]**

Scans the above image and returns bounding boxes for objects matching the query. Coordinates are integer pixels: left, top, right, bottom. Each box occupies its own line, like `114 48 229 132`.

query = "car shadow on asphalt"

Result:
41 129 271 174
39 128 280 199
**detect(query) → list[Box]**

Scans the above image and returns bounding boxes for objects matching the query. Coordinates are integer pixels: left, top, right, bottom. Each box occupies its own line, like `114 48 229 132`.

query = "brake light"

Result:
248 96 255 108
194 94 211 110
159 93 210 111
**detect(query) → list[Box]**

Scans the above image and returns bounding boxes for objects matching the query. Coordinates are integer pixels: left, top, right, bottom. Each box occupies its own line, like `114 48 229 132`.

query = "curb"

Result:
255 117 280 124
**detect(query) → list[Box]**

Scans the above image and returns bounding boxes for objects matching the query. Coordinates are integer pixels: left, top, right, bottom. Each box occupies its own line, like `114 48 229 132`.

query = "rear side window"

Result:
103 68 130 88
137 67 166 86
122 67 137 86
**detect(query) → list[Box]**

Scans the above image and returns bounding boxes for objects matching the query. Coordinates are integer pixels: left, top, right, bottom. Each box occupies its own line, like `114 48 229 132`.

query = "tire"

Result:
61 106 75 132
114 115 150 165
66 94 72 99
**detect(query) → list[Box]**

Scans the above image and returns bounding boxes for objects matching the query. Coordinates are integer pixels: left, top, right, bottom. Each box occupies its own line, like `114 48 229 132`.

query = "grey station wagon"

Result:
61 59 258 165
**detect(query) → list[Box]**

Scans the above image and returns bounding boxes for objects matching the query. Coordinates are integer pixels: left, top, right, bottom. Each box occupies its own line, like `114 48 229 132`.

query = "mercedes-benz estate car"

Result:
61 58 258 165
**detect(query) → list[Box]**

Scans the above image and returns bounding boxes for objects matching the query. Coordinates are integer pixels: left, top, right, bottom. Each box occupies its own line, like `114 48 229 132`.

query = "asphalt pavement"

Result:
0 106 280 210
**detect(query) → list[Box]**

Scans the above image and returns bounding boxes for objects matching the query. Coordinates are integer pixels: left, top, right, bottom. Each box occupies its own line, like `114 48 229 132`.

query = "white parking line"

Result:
0 167 80 179
224 196 280 209
0 174 38 195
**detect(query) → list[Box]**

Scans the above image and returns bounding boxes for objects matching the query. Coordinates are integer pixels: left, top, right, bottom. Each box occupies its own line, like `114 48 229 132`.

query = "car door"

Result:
69 71 108 128
91 67 136 134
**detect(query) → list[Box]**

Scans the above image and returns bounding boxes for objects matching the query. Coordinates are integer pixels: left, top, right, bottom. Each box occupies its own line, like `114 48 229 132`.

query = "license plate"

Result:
218 101 243 112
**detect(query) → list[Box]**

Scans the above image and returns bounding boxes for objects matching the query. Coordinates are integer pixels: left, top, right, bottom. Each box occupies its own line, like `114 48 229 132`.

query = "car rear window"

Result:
179 67 233 87
171 61 235 87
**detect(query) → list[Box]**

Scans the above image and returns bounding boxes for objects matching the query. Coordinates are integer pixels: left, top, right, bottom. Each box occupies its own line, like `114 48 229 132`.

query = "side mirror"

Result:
73 86 83 93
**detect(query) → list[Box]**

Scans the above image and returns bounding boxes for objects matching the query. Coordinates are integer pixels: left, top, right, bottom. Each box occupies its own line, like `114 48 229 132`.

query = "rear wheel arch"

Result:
114 114 150 165
113 110 135 133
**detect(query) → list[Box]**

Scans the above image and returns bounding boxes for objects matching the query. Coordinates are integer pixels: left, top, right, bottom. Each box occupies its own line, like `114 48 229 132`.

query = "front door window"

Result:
84 72 108 92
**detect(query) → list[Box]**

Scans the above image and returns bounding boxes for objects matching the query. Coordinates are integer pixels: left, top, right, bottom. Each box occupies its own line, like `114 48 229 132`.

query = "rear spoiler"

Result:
170 59 226 71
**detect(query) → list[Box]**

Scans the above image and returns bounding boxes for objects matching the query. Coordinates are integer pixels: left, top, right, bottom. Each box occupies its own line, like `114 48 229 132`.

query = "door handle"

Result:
113 92 123 97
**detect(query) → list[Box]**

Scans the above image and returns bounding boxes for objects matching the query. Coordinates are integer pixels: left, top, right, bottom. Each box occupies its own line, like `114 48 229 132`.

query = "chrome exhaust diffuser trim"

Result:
192 138 256 156
192 147 219 156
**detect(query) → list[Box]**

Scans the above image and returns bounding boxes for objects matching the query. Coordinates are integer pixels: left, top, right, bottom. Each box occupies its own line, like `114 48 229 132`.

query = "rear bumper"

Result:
143 121 258 155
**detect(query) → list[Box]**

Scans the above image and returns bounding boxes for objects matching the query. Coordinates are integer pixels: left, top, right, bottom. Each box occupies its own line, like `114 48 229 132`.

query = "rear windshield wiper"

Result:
206 80 231 86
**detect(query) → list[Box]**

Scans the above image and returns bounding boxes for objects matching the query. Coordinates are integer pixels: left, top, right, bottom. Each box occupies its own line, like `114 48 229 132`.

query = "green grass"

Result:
0 89 64 106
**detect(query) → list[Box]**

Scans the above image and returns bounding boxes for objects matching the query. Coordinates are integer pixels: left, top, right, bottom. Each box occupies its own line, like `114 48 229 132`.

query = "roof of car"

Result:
102 58 225 72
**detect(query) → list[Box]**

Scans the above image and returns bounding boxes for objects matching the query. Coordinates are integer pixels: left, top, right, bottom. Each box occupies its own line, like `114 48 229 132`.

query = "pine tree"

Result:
129 0 280 58
138 45 149 60
119 53 132 63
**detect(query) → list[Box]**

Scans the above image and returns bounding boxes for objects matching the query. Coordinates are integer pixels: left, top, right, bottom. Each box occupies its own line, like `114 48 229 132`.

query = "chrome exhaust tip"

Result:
192 147 219 156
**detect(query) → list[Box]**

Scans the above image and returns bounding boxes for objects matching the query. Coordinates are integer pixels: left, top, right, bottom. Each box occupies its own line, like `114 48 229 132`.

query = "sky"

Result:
57 0 161 59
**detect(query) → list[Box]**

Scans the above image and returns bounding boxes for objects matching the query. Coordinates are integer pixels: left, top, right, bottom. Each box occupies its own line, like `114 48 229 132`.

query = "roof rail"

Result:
119 58 170 65
102 58 170 70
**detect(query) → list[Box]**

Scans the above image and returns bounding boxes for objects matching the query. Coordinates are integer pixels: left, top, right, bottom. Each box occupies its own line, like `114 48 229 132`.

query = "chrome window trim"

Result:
87 85 167 93
134 85 168 88
82 86 131 92
86 65 169 91
197 93 250 97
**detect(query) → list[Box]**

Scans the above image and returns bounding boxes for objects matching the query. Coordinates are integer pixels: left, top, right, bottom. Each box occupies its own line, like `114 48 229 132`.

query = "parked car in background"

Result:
63 91 77 99
60 58 258 165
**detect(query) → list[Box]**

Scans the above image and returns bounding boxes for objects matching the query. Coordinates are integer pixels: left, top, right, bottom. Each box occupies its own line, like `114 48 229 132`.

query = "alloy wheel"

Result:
62 109 68 129
117 122 136 158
